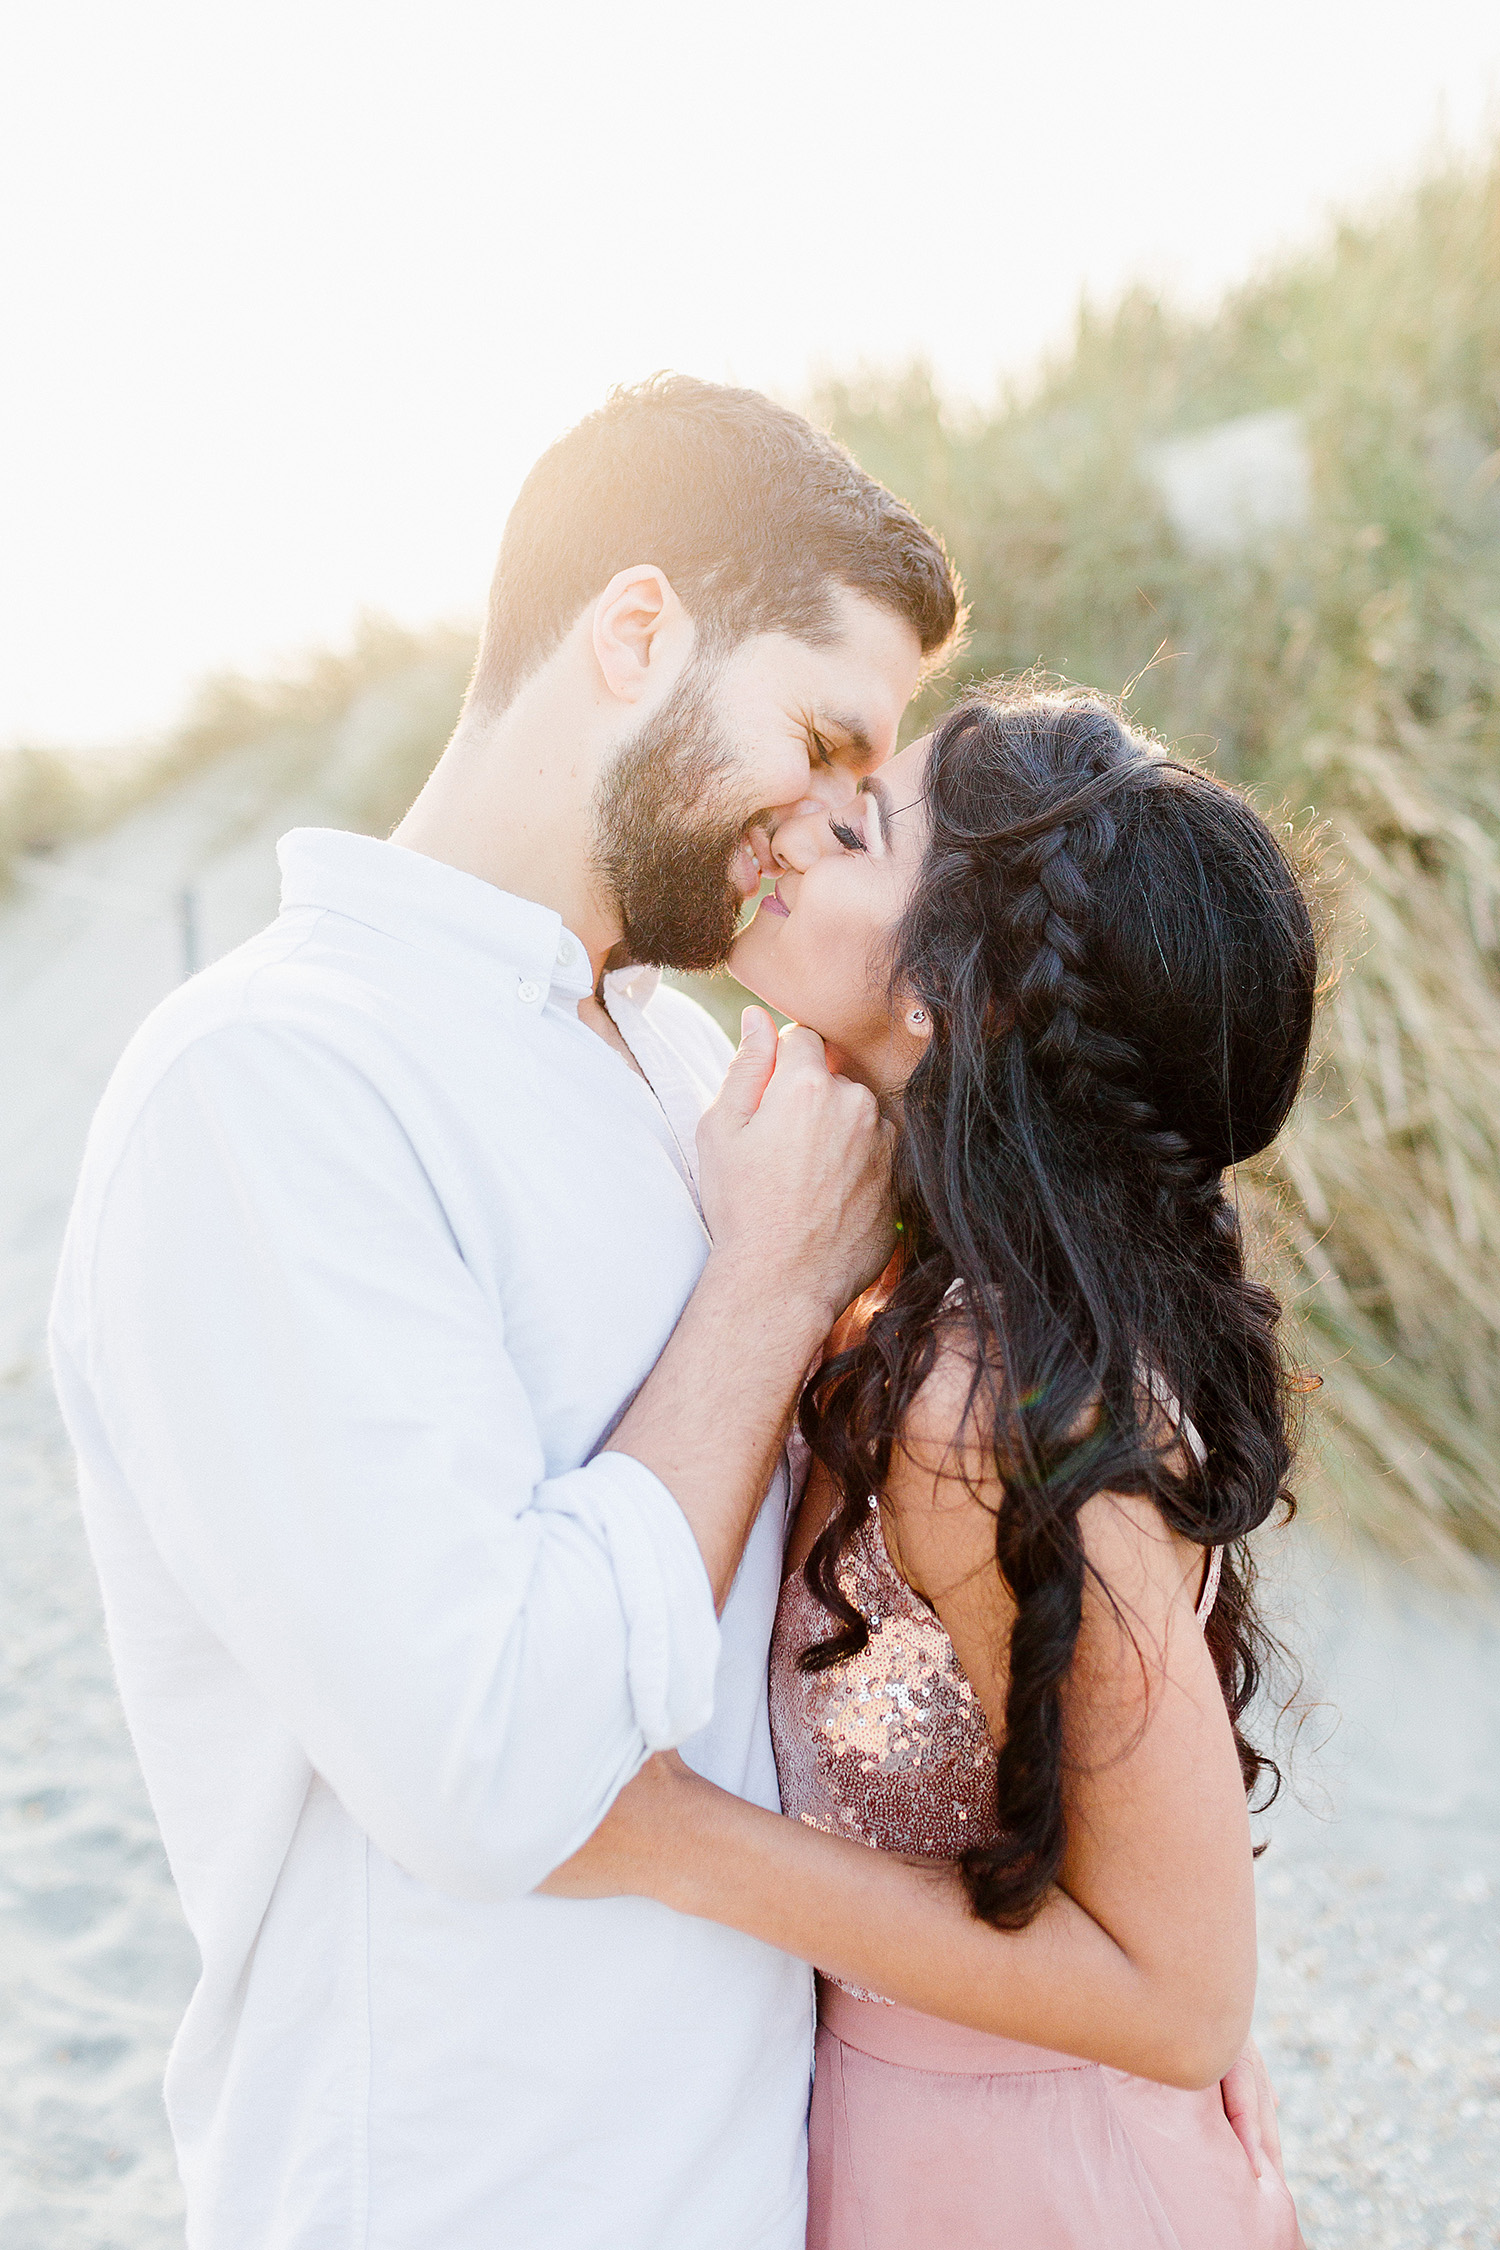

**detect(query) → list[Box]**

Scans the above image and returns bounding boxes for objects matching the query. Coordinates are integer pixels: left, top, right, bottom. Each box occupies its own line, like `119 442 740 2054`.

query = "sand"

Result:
1 748 1496 2247
1254 1541 1500 2246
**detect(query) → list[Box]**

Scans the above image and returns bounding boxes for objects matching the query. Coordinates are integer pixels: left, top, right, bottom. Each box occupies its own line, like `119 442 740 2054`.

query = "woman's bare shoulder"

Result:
1075 1490 1208 1642
888 1342 1201 1616
883 1335 1002 1604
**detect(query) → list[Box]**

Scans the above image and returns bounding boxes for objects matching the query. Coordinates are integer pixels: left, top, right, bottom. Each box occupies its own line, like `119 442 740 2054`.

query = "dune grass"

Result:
0 616 476 881
809 144 1500 1574
9 149 1498 1573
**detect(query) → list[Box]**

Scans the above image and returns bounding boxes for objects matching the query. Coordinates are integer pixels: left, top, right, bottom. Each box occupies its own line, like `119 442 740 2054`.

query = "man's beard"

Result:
589 664 764 973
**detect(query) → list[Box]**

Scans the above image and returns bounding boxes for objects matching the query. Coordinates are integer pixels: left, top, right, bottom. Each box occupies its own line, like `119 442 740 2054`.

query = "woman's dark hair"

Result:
799 685 1319 1930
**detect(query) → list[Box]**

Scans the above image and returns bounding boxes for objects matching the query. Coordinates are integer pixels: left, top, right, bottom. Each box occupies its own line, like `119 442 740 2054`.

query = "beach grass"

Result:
0 615 476 881
10 144 1500 1574
805 142 1500 1576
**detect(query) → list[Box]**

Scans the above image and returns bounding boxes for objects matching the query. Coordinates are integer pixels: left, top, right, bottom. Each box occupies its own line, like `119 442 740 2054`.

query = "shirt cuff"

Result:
533 1452 721 1749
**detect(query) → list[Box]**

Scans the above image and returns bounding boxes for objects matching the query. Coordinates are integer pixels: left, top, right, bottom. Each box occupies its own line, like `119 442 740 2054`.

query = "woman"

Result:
553 687 1314 2248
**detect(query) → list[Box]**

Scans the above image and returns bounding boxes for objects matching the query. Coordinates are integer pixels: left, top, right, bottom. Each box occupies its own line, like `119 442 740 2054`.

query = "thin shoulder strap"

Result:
1195 1545 1222 1622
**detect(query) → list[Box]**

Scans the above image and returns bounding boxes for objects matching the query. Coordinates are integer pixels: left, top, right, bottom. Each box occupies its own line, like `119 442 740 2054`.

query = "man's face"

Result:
589 586 924 972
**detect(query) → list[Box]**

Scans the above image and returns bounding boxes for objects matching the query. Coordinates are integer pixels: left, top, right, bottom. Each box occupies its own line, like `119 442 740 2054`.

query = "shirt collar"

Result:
603 962 662 1009
277 828 594 1003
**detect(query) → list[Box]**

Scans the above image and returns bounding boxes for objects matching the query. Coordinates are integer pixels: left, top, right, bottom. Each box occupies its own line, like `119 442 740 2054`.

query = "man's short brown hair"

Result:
466 373 962 717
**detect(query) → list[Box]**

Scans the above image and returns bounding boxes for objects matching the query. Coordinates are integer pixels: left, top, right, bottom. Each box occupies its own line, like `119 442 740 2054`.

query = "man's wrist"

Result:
697 1244 841 1353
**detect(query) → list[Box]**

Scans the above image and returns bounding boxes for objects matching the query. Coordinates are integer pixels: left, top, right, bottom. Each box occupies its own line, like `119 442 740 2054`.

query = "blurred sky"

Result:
4 0 1500 750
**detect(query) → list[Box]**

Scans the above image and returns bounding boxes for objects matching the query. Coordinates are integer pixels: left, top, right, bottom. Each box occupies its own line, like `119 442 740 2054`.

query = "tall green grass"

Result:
10 148 1497 1571
815 144 1500 1574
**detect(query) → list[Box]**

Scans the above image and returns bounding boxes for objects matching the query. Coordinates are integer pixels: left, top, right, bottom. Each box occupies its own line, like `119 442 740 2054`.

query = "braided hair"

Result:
799 687 1318 1930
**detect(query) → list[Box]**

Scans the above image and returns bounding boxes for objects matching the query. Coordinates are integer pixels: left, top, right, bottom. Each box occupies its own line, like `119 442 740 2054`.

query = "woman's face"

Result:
729 735 933 1092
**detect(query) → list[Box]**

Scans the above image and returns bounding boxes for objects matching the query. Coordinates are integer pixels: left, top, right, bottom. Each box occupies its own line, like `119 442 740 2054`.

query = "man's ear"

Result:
591 565 694 706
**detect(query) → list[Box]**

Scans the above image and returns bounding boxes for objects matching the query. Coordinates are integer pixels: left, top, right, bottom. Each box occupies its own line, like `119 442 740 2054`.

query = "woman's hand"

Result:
1219 2034 1286 2181
538 1751 710 1903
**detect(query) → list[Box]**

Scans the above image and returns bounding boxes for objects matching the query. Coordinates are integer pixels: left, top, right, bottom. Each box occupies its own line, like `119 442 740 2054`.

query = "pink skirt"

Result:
807 1980 1304 2250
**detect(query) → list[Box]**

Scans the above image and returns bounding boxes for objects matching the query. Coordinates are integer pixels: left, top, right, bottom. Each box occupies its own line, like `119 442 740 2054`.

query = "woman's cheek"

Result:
809 917 863 1031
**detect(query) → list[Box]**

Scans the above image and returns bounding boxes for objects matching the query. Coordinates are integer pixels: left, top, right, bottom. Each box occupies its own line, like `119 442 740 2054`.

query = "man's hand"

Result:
1220 2034 1286 2181
604 1010 895 1608
697 1009 896 1328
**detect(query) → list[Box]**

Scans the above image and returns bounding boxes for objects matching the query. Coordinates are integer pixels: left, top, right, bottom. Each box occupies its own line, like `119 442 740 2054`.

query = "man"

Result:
51 375 959 2248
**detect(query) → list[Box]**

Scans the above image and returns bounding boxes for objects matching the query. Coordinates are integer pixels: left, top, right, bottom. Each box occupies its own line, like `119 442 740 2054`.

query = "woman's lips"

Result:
759 881 790 920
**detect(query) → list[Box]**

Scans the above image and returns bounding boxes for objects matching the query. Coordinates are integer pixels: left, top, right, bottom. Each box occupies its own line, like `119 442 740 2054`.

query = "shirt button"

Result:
516 977 542 1006
557 935 576 967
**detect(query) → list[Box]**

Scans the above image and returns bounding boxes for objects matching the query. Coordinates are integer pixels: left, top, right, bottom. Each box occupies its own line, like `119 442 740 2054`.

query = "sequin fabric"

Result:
769 1505 1003 2007
769 1499 1223 2004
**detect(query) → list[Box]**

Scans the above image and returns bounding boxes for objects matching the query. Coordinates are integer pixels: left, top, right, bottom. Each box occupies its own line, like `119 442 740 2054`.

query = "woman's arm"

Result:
543 1750 1243 2089
545 1348 1258 2091
881 1347 1258 2081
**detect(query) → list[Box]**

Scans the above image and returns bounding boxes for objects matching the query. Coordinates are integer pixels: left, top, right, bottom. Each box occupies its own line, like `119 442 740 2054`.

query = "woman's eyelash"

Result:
829 818 867 853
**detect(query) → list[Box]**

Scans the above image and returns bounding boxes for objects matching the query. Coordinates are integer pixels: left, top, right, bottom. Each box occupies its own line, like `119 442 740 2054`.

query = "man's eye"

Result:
809 728 835 769
829 818 867 854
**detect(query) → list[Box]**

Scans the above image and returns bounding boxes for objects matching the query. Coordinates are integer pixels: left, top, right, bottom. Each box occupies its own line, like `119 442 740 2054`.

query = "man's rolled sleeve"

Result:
537 1452 720 1750
66 1020 720 1900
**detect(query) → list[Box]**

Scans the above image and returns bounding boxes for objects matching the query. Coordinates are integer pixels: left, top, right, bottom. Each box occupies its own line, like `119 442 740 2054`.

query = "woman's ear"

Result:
591 565 693 706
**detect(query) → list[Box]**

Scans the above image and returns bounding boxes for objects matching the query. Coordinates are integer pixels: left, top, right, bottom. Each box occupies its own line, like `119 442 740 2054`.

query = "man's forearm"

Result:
605 1249 831 1608
610 1011 892 1606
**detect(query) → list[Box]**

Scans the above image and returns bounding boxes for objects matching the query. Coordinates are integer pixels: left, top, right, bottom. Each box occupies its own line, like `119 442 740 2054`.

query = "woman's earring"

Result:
908 1007 928 1029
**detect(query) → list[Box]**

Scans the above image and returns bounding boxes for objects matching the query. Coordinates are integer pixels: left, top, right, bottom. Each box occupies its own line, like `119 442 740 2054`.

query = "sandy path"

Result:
1255 1541 1500 2246
0 703 418 2247
0 749 1496 2246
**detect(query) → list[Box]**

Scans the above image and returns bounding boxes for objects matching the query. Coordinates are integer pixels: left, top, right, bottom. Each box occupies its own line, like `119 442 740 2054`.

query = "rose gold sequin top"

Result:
768 1496 1221 2001
769 1503 1001 1868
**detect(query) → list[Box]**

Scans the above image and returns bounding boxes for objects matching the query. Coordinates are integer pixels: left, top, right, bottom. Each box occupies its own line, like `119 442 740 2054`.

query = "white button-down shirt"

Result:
50 830 813 2250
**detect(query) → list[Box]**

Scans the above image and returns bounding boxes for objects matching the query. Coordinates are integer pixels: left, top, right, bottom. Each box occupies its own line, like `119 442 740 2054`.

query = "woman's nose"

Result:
770 807 839 872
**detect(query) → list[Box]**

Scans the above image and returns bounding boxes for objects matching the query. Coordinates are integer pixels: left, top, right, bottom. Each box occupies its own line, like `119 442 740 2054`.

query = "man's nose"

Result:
802 765 861 812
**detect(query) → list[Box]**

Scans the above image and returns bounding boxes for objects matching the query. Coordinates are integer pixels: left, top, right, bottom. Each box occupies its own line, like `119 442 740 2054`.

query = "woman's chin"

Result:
727 934 780 1013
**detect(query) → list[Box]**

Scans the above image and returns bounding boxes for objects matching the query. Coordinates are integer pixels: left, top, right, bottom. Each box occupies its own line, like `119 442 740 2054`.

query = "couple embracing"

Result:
53 377 1309 2248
